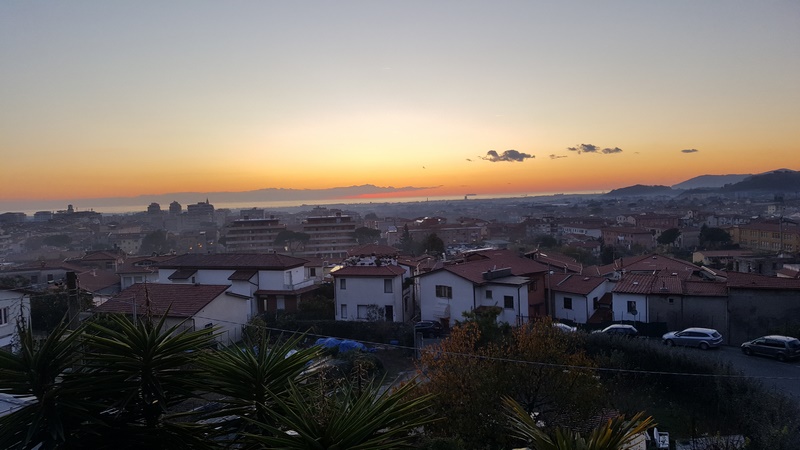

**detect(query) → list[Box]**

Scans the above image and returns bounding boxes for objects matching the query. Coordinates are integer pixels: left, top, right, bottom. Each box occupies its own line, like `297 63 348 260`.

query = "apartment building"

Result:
729 219 800 254
223 217 287 253
298 212 358 259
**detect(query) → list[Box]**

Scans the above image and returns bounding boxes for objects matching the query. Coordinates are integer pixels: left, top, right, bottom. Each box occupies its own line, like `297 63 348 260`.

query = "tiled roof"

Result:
525 250 583 273
95 283 229 317
76 269 120 293
777 268 800 279
228 270 257 281
430 250 546 284
157 253 308 270
683 280 728 297
168 269 197 280
613 274 682 295
725 272 800 290
116 255 177 274
254 284 319 296
617 254 699 278
550 274 606 295
332 265 406 277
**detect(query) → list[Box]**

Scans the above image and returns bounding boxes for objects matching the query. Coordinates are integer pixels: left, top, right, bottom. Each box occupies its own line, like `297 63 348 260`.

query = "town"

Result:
2 173 800 449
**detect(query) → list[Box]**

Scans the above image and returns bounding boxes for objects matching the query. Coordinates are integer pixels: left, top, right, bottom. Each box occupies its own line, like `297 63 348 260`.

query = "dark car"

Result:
414 320 444 338
741 335 800 361
595 324 639 337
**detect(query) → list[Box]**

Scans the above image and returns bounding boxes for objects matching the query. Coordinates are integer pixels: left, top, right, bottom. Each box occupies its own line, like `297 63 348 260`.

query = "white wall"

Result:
0 290 31 352
194 294 251 345
612 292 647 323
418 271 475 327
475 283 529 326
335 276 404 322
553 283 608 324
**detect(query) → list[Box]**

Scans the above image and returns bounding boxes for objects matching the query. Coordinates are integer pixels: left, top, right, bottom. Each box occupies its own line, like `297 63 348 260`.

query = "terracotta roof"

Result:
76 269 120 293
95 283 229 317
725 272 800 290
254 284 319 296
617 254 699 278
168 269 197 280
550 274 606 295
332 265 406 277
683 280 728 297
777 268 800 279
613 274 682 295
228 270 257 281
116 255 178 274
525 250 583 273
158 253 308 270
347 244 399 257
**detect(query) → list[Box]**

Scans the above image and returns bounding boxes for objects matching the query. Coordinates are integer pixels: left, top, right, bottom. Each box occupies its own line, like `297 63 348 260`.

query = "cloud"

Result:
480 149 534 162
567 143 622 155
466 158 472 162
549 154 567 159
681 148 699 153
567 143 599 154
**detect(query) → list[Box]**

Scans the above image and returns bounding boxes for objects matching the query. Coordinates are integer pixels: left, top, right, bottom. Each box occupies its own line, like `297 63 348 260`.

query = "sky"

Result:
1 1 799 207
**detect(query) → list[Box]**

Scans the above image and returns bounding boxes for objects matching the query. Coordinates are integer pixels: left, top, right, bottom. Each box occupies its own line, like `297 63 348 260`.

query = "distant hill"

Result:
604 185 676 197
721 169 800 193
672 173 751 190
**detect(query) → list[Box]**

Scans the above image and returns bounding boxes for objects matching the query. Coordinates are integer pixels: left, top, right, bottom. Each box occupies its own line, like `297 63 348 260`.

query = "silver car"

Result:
741 335 800 361
662 327 723 350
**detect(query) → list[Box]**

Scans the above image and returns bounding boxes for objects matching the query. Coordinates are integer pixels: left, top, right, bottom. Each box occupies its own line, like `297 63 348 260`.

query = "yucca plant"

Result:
0 319 89 449
197 332 322 441
242 377 437 449
503 396 654 450
75 313 217 449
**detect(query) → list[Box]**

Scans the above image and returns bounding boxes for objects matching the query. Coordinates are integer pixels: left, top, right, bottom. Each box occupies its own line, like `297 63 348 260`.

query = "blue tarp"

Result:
313 338 371 353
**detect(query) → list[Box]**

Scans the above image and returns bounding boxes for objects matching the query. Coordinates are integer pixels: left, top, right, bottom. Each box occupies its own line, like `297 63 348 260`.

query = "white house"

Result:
550 274 610 324
332 265 411 322
417 265 530 328
0 289 32 352
155 253 318 317
94 283 250 345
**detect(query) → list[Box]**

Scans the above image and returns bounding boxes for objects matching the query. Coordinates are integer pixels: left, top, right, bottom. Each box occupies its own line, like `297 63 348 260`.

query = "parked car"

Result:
662 327 723 350
553 322 578 333
414 320 444 338
741 335 800 361
595 324 639 337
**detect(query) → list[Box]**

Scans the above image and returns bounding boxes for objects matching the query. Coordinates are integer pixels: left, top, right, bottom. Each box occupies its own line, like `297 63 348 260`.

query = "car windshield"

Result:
787 339 800 349
711 332 721 338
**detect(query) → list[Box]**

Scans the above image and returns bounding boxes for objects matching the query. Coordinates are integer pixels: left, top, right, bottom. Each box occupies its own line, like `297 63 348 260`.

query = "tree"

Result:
657 228 681 247
418 233 445 256
274 230 310 255
139 230 174 255
398 224 414 255
699 225 732 249
352 226 381 245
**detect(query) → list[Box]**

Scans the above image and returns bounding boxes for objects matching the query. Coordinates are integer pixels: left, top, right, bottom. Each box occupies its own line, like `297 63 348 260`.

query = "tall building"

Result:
299 212 358 259
223 217 287 253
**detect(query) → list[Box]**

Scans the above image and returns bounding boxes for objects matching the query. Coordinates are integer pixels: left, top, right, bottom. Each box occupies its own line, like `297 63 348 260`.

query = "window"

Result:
485 290 493 299
340 278 347 290
0 307 8 326
47 274 54 282
340 304 347 319
309 268 317 276
435 285 452 299
384 279 393 293
592 296 599 309
504 295 514 309
627 301 637 314
357 305 369 319
563 297 572 310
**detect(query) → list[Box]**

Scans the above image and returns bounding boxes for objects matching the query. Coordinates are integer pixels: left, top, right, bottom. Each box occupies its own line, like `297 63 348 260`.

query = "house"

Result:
0 288 31 352
333 244 413 322
117 255 177 290
725 272 800 344
155 253 318 317
95 283 249 345
333 265 410 322
416 250 549 327
549 274 610 325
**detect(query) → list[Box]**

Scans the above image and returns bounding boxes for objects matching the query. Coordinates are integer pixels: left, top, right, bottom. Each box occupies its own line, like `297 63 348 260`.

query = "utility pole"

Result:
66 271 80 330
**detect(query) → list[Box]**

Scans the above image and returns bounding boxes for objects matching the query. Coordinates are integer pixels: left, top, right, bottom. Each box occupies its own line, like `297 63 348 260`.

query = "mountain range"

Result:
605 169 800 197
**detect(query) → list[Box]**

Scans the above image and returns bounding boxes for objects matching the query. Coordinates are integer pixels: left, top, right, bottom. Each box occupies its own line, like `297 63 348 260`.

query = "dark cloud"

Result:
567 143 622 155
466 158 472 162
480 149 534 162
549 154 567 159
681 149 699 153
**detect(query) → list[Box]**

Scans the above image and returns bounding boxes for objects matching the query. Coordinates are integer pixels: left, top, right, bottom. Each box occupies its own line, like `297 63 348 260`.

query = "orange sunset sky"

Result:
1 2 799 207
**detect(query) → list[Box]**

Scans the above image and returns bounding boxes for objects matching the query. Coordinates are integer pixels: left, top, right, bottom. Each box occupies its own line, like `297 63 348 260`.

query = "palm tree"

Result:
242 378 437 449
503 396 654 450
0 319 88 449
197 332 323 442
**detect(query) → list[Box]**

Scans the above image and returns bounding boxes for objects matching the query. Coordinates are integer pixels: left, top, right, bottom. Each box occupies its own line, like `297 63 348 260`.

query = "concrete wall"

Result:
728 289 800 345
